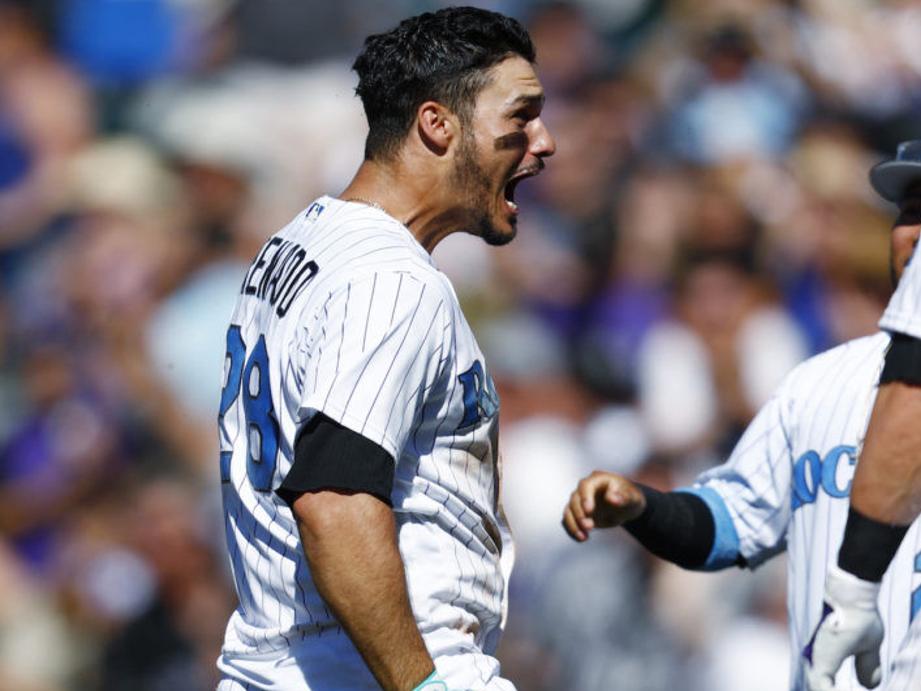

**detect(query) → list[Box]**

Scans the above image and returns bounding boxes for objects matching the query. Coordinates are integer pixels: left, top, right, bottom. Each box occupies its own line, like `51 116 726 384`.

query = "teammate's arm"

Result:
562 471 742 570
292 489 435 691
564 382 798 568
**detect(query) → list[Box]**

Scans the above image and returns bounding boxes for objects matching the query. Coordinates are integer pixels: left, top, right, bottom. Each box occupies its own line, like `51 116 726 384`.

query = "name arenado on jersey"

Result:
240 237 319 318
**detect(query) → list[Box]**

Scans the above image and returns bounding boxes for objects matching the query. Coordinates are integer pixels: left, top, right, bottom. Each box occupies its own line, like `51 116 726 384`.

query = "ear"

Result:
416 101 459 155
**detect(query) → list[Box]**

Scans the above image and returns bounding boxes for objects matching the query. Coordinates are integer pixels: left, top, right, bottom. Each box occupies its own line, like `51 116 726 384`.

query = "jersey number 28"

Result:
218 325 280 491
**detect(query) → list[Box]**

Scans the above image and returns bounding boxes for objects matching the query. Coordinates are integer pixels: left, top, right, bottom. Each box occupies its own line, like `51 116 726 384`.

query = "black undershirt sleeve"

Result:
623 484 741 570
880 332 921 385
276 413 395 508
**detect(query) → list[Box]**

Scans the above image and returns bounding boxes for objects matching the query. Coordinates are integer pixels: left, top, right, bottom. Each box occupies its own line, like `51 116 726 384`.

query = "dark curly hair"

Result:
352 7 535 161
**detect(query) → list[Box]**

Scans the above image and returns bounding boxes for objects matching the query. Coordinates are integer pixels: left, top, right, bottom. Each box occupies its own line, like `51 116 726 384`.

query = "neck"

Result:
339 159 461 253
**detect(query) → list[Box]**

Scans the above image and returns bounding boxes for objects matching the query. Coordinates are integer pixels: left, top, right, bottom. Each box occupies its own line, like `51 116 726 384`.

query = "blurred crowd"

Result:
2 0 919 689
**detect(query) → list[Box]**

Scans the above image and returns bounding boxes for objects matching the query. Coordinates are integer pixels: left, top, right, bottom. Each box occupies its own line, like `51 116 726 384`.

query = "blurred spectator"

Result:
97 477 232 691
0 542 83 690
0 344 121 576
638 244 808 455
663 22 809 164
57 0 181 86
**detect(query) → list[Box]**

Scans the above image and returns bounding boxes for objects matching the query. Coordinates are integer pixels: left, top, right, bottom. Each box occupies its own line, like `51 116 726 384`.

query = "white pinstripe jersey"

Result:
216 197 514 689
881 234 921 339
689 332 921 690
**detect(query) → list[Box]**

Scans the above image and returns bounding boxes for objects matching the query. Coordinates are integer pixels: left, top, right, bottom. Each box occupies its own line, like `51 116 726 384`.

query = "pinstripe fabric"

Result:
217 198 513 690
881 238 921 338
693 332 921 690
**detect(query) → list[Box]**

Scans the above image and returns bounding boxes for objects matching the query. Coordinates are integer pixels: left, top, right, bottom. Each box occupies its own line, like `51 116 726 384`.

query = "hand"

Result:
562 471 647 542
803 565 884 690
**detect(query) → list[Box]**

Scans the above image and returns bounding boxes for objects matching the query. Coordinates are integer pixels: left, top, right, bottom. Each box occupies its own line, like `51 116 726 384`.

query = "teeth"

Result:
506 200 518 212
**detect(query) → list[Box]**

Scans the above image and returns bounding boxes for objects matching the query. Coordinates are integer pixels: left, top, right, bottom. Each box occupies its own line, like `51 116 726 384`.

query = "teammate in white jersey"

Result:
800 141 921 690
215 7 554 690
562 141 921 690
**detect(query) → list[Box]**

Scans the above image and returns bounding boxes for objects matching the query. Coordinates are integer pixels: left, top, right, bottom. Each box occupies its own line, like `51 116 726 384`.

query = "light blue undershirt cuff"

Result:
413 670 448 691
676 486 741 571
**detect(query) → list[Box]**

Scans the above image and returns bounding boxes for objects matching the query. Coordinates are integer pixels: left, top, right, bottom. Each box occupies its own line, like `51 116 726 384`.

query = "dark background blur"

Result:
1 1 918 689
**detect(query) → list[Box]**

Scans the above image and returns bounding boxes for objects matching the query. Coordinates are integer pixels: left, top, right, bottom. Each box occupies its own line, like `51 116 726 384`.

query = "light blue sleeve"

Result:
675 486 742 571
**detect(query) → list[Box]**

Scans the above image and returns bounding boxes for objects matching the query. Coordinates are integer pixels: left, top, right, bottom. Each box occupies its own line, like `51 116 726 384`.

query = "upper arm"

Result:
296 271 451 459
278 413 396 508
291 487 395 544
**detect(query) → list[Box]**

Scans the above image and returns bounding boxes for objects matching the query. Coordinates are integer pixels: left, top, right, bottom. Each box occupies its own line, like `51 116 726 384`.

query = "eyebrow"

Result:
506 93 545 110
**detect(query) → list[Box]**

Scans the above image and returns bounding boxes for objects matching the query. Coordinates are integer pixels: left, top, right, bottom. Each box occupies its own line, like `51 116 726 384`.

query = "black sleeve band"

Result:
623 484 724 570
276 413 395 508
837 507 909 582
880 333 921 385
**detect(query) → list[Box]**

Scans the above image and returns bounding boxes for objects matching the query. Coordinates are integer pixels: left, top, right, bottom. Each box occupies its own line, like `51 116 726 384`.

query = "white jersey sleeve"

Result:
682 380 794 570
296 270 450 460
881 236 921 337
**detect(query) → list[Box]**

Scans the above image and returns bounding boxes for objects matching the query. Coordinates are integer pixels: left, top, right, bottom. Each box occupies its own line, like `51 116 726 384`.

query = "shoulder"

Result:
777 332 890 399
286 202 452 296
317 262 454 310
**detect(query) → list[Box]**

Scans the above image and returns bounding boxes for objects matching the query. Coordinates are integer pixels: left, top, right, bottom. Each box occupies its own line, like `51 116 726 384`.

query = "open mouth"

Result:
503 162 543 213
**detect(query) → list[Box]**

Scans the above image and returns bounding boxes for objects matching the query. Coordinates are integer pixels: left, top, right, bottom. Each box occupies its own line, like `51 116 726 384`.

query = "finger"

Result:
806 624 849 688
579 477 600 515
582 474 617 515
572 486 598 531
855 648 881 688
804 672 835 691
804 660 836 691
569 491 588 526
561 511 586 542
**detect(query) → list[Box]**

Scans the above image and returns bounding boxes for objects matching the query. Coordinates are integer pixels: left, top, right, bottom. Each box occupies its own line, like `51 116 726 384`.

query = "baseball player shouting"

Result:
214 7 554 691
563 140 921 691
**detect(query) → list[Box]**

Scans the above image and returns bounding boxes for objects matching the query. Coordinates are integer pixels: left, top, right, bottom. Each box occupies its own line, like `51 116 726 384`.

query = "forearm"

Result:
624 485 728 570
293 490 433 691
852 380 921 524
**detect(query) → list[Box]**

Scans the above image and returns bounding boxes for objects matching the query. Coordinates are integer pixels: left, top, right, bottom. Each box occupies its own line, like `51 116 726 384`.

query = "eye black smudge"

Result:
494 132 527 151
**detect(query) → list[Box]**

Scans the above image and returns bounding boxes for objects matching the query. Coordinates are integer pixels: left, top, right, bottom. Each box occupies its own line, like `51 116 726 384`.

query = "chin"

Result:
479 217 517 246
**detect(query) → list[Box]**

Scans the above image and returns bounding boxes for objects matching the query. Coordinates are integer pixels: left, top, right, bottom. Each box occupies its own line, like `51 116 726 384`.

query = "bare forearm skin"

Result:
293 490 434 691
853 381 921 525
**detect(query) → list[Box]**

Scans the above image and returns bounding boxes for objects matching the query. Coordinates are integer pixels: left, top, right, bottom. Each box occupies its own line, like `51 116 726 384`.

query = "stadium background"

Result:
2 0 920 689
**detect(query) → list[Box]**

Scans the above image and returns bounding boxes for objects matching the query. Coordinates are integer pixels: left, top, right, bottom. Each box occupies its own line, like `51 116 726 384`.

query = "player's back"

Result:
216 198 511 688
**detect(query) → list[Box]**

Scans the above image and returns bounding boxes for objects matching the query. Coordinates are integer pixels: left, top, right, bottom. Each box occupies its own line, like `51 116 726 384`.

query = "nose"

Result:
529 118 556 158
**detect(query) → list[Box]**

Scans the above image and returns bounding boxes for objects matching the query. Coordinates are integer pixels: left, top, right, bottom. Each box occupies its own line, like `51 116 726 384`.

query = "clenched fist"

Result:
562 471 647 541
